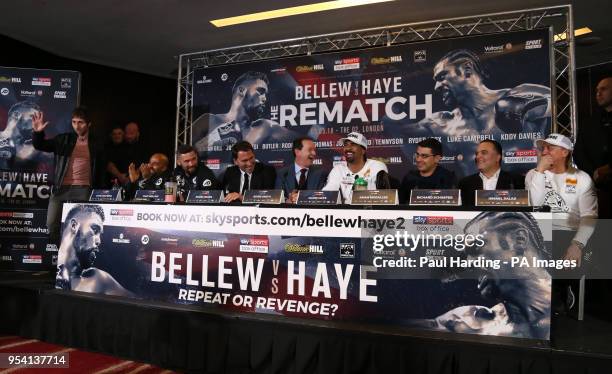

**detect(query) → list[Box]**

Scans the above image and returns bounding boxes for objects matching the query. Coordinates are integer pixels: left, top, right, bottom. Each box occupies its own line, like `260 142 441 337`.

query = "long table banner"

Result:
57 203 553 340
191 28 552 180
0 67 80 270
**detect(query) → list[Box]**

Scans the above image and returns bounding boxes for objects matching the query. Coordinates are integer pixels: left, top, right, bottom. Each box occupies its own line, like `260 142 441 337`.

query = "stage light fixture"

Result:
553 27 592 42
210 0 395 27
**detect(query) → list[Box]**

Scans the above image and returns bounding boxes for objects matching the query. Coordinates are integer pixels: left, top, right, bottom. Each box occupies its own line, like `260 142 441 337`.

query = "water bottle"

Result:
164 176 177 203
111 178 123 201
353 176 368 191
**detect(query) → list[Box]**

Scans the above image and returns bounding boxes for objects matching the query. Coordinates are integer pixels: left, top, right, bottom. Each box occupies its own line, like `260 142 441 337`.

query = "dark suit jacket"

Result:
222 162 277 194
574 109 612 176
458 170 525 206
274 165 328 196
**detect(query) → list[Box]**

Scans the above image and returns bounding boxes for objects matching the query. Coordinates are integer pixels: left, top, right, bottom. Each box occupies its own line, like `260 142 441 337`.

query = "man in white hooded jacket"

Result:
526 133 598 314
526 133 598 263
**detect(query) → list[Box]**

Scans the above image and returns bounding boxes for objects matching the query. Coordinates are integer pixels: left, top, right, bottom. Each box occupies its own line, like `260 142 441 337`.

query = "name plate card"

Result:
186 190 223 204
133 189 165 202
89 189 122 202
350 189 398 205
242 190 284 204
475 189 530 207
296 190 340 205
409 189 461 206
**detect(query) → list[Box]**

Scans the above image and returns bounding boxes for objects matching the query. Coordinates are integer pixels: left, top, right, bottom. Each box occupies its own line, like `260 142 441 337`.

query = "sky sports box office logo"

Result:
22 255 42 264
31 77 51 86
504 149 537 164
239 238 269 254
110 208 133 221
412 216 454 225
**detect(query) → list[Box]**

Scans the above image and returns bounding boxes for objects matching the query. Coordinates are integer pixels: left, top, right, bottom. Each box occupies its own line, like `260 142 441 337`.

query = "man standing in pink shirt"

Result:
32 107 105 244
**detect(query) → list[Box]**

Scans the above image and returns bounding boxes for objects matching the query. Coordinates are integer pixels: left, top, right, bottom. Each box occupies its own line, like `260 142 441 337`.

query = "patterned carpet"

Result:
0 335 179 373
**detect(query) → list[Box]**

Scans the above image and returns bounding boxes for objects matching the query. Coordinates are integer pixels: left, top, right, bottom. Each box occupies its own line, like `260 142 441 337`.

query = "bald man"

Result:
107 121 150 186
575 77 612 218
575 77 612 177
125 153 172 199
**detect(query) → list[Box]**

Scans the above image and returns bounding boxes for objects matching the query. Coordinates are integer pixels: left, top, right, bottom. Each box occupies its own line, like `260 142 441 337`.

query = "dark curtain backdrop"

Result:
0 34 176 164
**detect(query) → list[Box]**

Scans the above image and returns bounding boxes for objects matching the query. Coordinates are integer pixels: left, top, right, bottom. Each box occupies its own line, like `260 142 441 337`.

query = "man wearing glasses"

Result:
399 138 456 203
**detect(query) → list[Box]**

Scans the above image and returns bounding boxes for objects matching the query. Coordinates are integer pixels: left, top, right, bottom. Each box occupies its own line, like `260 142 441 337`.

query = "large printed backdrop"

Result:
192 29 552 180
0 67 80 270
57 203 553 341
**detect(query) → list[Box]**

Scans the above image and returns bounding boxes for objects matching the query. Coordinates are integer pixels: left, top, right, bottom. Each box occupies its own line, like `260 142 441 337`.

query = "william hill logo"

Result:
370 56 402 65
284 243 323 254
192 238 225 248
296 64 324 72
161 237 179 245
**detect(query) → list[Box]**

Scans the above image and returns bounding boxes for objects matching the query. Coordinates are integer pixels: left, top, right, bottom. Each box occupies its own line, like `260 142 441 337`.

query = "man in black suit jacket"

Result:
458 139 524 206
275 137 328 203
222 141 276 202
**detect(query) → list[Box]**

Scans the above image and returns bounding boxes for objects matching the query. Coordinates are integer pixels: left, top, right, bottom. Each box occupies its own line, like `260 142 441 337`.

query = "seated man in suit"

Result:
275 137 328 203
399 138 456 203
458 139 524 206
222 141 276 203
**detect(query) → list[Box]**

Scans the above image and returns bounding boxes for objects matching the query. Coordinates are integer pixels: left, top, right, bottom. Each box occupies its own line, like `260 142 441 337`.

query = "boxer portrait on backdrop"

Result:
383 48 551 177
193 71 322 152
0 101 49 170
55 204 131 296
407 211 551 339
411 49 551 137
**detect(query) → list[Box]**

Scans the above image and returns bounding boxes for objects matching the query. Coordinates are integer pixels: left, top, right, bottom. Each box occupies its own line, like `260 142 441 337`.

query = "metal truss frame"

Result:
175 5 576 151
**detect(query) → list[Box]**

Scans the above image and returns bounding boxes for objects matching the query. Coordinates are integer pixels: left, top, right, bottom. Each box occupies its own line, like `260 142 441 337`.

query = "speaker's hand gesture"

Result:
31 111 49 132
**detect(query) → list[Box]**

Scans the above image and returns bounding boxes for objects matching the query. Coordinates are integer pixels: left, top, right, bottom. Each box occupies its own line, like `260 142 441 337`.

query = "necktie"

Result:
241 173 250 195
297 168 307 190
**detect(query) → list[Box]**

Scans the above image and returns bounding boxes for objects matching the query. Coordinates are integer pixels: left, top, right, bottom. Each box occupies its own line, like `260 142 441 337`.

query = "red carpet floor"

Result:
0 335 180 373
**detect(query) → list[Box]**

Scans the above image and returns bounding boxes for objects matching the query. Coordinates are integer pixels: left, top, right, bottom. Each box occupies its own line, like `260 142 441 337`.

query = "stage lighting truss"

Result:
175 5 576 152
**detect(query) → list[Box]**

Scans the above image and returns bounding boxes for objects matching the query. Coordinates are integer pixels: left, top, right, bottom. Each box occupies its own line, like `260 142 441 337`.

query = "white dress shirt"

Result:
479 168 501 190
